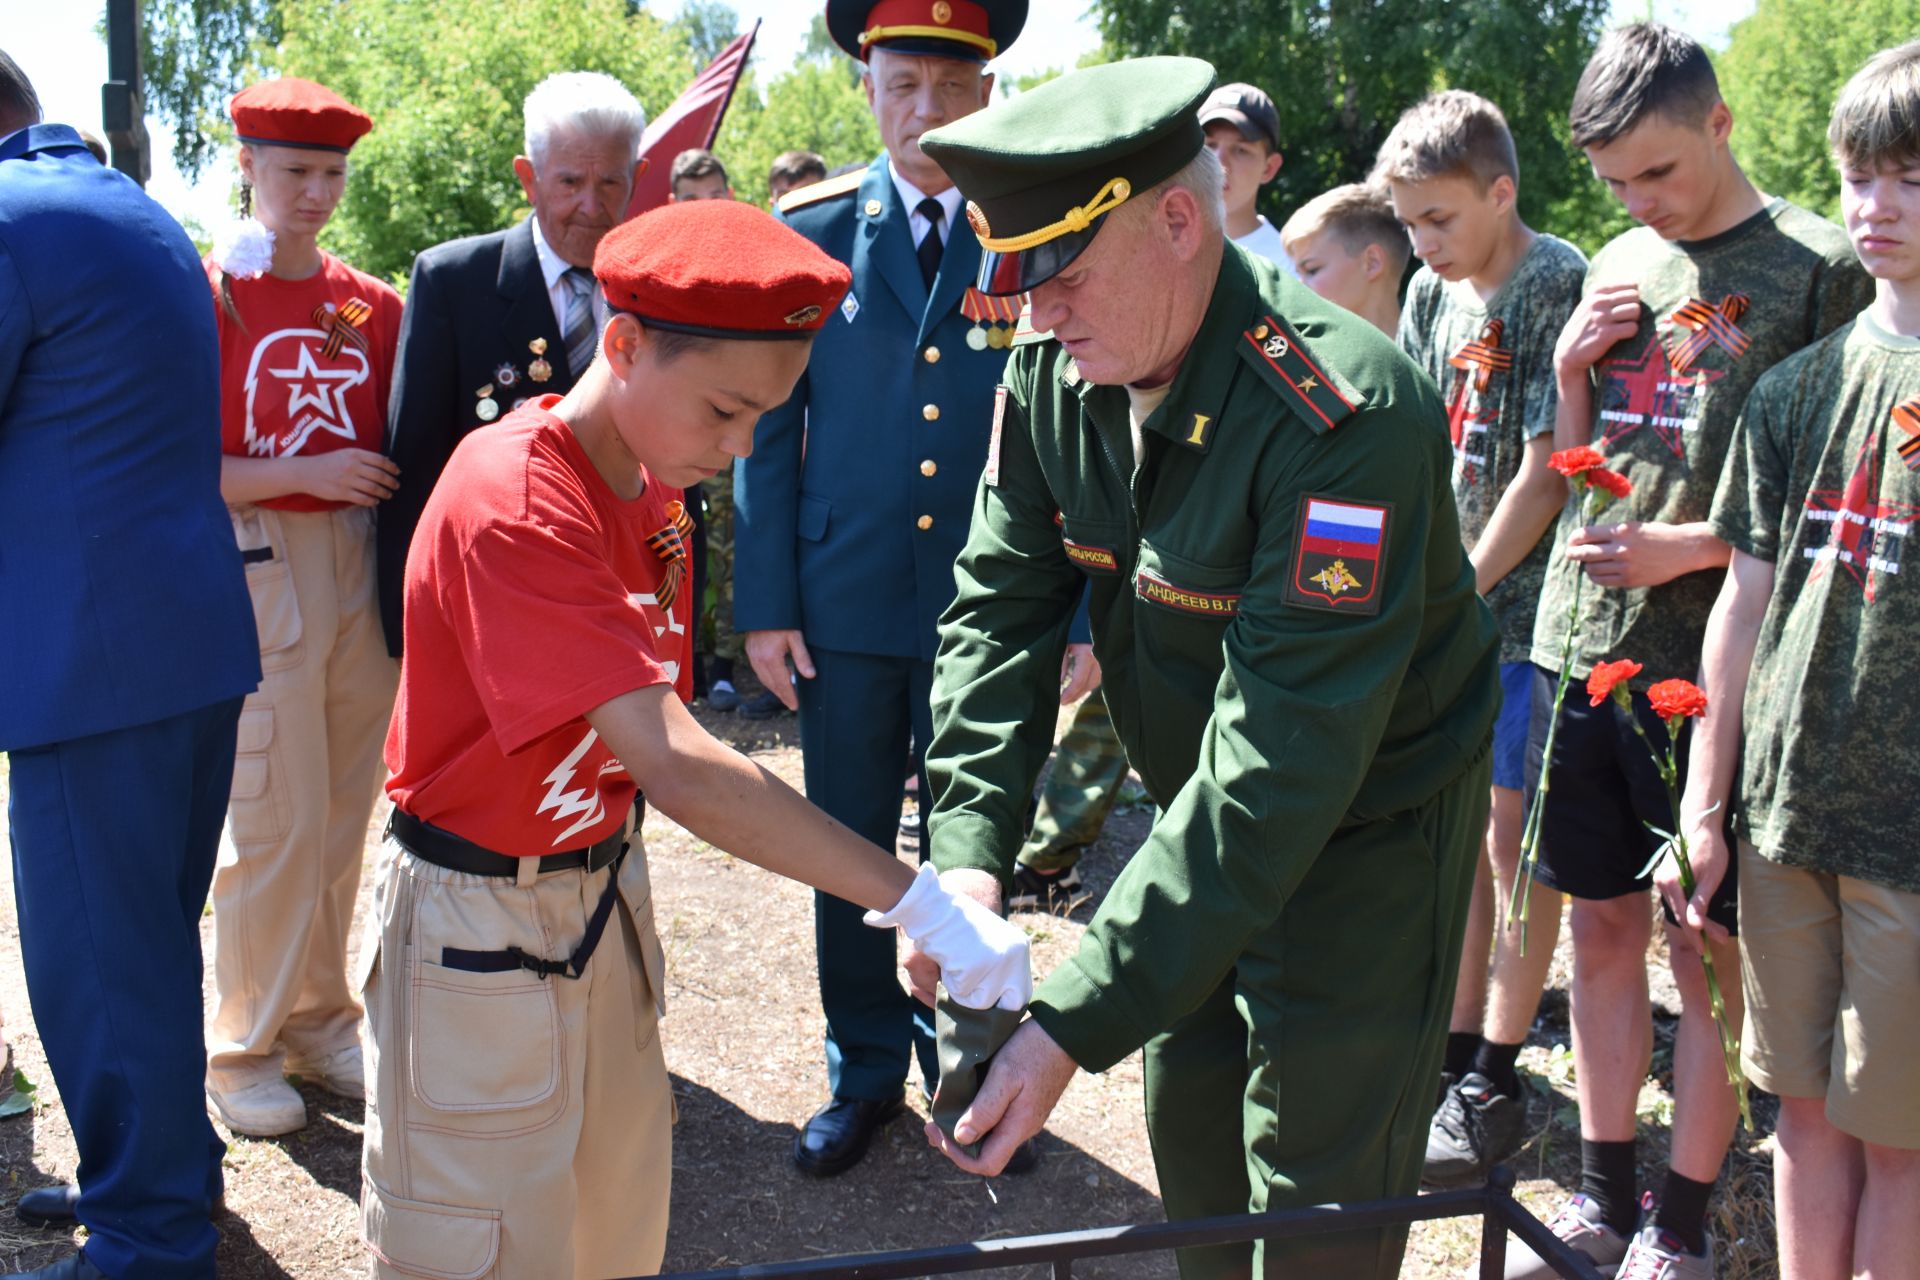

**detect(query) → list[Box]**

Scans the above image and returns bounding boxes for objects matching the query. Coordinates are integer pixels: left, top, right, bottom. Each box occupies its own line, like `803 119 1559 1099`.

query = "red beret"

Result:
594 200 853 341
229 77 372 154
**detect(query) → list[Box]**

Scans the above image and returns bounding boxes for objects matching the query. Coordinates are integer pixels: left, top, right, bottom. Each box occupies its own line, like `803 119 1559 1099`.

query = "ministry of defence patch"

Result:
1062 537 1119 573
1287 494 1390 614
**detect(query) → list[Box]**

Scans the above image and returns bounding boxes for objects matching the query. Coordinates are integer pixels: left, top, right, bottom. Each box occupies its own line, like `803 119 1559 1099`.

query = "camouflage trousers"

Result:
1017 690 1130 873
700 471 742 663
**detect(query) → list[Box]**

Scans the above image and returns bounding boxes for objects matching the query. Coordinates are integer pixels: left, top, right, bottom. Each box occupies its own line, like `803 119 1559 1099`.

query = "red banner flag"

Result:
624 20 761 219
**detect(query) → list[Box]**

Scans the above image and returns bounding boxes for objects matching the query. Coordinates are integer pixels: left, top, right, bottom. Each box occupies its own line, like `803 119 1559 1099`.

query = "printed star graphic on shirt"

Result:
1445 372 1494 487
1803 430 1920 604
242 327 370 457
629 592 685 684
1596 338 1723 461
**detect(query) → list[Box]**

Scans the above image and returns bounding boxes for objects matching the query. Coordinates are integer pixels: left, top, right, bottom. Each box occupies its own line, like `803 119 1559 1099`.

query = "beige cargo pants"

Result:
210 503 398 1089
359 830 672 1279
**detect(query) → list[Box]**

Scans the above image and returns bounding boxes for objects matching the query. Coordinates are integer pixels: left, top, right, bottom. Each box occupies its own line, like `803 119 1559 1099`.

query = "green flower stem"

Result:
1622 710 1754 1132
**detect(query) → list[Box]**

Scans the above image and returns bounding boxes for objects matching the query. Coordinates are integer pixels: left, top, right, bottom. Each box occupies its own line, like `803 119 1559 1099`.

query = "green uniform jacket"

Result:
927 245 1500 1073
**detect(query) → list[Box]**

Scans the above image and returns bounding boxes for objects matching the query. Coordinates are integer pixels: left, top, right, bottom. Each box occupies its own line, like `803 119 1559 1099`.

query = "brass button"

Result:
923 345 941 364
922 403 940 421
920 459 937 477
916 514 934 530
1253 324 1270 341
864 199 883 217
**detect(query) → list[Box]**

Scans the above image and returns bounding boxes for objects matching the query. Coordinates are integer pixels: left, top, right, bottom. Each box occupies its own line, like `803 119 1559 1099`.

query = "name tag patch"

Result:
985 385 1007 487
1136 570 1240 618
1063 537 1119 573
1288 495 1389 615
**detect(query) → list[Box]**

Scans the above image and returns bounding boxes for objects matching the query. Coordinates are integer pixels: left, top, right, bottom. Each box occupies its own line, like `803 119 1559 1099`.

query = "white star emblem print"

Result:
242 327 369 457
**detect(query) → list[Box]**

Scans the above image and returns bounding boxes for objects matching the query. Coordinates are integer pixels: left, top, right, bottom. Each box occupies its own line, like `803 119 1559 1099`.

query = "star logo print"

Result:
1803 430 1920 604
1596 339 1722 461
242 327 370 457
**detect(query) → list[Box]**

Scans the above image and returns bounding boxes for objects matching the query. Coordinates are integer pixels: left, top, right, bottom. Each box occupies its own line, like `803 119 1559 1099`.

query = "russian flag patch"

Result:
1288 495 1390 614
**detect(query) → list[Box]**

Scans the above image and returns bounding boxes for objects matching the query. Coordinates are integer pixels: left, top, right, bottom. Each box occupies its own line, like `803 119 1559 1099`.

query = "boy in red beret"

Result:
361 199 1031 1279
202 76 405 1139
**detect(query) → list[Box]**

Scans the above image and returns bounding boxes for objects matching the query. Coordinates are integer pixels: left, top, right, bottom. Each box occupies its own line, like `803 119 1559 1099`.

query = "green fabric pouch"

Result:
930 997 1024 1157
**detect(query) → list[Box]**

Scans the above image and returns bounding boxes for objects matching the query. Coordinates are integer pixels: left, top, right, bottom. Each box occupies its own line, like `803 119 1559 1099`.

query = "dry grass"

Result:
0 703 1781 1277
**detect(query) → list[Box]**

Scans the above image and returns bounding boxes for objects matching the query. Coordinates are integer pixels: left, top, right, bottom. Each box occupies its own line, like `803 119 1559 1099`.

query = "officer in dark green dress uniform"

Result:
912 58 1501 1279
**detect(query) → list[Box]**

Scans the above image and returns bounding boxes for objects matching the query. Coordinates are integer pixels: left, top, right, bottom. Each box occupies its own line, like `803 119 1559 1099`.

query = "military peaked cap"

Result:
826 0 1028 64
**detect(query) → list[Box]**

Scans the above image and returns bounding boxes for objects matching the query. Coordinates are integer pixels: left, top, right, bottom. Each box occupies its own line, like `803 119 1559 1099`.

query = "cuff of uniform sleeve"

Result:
928 812 1013 888
1028 960 1147 1075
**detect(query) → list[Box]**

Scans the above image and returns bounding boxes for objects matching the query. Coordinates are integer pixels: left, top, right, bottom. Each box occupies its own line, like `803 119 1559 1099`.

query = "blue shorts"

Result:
1490 661 1532 790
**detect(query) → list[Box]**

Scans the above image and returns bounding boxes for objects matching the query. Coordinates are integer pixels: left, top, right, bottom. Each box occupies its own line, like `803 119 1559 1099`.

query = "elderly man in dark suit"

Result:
377 70 646 653
0 52 261 1280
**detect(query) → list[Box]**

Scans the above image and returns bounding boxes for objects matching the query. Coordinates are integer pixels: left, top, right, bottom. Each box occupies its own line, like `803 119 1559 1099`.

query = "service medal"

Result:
494 362 520 389
528 357 552 383
966 325 989 351
961 287 1024 354
475 383 499 422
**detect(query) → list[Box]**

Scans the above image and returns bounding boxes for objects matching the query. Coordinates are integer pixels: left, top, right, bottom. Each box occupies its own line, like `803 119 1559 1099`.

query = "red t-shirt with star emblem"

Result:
384 398 693 857
206 253 403 512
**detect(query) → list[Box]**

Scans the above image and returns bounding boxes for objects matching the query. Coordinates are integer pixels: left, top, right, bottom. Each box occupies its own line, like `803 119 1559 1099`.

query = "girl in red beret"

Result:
201 76 403 1140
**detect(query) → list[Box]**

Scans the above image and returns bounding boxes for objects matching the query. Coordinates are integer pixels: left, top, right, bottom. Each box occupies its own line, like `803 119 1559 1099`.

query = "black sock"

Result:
1444 1031 1481 1081
1470 1039 1524 1098
711 657 734 685
1579 1138 1638 1235
1652 1169 1714 1255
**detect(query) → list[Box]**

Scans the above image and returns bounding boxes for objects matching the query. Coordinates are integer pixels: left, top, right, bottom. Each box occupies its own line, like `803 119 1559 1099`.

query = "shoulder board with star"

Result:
1236 313 1366 434
777 170 865 215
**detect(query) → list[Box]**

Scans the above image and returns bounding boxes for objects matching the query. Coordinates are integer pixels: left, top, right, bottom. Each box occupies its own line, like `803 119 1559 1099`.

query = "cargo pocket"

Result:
1133 540 1248 629
408 960 562 1115
230 505 304 673
227 705 290 844
363 1178 500 1280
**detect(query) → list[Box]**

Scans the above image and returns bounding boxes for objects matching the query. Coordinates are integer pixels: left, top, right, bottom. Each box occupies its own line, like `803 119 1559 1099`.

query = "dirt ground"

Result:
0 693 1779 1278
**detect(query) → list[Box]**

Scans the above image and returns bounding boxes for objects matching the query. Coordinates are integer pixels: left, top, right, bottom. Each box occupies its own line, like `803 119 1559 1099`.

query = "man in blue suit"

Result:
0 54 260 1280
734 0 1053 1176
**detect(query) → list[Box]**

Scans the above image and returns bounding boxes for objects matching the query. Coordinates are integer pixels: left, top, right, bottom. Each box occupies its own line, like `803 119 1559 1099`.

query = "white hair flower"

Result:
211 216 276 279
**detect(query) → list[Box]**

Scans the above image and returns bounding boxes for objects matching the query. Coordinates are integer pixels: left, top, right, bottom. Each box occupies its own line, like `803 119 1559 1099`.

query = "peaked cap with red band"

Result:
229 77 372 153
826 0 1027 65
593 200 852 341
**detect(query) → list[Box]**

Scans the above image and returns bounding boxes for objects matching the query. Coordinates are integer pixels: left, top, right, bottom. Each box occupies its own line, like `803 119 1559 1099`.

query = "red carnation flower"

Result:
1586 659 1643 706
1648 679 1708 720
1550 446 1606 477
1587 467 1632 499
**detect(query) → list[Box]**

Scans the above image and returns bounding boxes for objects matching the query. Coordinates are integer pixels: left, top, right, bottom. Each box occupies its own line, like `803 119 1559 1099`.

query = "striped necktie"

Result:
563 267 598 377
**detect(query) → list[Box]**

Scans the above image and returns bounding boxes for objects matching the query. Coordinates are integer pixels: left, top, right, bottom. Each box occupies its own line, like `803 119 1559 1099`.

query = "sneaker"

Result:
1502 1194 1631 1280
1617 1224 1714 1279
285 1043 365 1099
1435 1069 1457 1111
738 689 789 720
1423 1071 1527 1186
207 1078 307 1137
1007 864 1083 910
706 681 741 712
898 807 922 840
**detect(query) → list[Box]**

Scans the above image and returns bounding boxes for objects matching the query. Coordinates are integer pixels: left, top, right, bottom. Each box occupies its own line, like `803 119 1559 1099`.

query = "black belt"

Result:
386 806 630 878
385 807 635 982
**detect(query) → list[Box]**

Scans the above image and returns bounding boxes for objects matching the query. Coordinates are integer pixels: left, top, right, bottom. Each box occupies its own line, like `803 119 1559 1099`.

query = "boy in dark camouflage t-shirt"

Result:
1375 88 1587 1188
1687 41 1920 1277
1519 25 1873 1280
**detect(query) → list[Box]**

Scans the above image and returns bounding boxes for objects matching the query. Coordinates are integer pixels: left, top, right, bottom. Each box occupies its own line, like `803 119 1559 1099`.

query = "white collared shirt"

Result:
527 214 608 337
889 161 965 251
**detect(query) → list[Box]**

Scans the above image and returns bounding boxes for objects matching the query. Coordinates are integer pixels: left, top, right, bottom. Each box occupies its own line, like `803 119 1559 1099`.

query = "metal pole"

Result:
102 0 150 185
1478 1165 1514 1280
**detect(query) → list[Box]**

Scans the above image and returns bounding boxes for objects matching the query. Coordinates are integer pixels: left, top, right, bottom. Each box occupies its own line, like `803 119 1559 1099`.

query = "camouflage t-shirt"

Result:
1400 233 1588 662
1529 199 1871 684
1709 311 1920 893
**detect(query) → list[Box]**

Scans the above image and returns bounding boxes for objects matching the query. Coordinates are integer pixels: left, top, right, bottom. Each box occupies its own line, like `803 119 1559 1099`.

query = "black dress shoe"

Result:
15 1183 78 1228
792 1094 904 1177
3 1251 107 1279
1003 1137 1040 1175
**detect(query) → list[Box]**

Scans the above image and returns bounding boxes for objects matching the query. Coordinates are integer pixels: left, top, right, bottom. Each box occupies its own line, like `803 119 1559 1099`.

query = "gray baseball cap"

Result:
1199 82 1280 152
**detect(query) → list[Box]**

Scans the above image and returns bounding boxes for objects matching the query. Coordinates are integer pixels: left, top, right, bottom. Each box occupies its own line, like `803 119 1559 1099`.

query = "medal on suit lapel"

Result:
475 383 499 422
962 287 1023 351
528 337 553 383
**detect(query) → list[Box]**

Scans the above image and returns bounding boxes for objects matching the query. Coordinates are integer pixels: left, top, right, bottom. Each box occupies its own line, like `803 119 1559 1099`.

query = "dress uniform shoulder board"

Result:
777 169 866 214
1010 301 1051 347
1237 312 1366 435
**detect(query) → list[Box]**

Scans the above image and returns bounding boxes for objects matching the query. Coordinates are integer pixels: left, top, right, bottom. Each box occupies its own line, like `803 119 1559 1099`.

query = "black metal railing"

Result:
651 1166 1605 1280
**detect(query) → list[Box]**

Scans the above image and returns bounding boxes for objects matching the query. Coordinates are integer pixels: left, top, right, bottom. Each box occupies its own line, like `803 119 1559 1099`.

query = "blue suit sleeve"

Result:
732 368 808 633
0 241 28 424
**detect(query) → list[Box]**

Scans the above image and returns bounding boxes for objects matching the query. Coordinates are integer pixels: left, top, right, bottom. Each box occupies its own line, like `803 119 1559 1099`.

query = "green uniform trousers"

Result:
700 471 742 664
1144 750 1490 1280
1018 691 1131 874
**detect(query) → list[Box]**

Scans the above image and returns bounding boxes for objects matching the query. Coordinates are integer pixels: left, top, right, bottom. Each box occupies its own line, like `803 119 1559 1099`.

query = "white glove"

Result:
864 864 1031 1011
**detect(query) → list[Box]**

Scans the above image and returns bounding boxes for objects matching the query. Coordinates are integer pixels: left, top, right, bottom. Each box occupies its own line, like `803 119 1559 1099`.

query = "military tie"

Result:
563 266 598 377
915 197 945 287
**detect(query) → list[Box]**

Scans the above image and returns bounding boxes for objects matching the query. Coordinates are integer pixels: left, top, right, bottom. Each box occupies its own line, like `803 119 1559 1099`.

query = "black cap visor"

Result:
976 212 1107 295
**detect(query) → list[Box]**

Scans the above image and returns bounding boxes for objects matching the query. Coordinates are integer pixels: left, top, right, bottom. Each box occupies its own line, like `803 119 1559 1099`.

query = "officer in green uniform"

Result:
912 58 1501 1279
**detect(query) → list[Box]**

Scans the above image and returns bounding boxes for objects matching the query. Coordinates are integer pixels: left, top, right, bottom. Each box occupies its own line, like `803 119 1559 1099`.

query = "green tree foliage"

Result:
267 0 694 282
1718 0 1920 224
142 0 282 181
714 58 883 208
1095 0 1632 255
673 0 746 67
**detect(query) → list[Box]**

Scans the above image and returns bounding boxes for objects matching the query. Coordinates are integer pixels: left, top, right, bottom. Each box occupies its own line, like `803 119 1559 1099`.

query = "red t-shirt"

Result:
206 253 403 513
384 398 693 856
